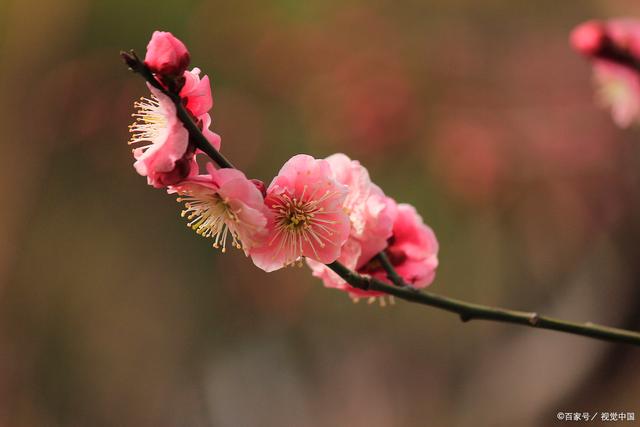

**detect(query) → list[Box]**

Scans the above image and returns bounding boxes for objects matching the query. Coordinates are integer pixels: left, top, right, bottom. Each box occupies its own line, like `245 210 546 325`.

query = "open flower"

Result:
571 19 640 127
144 31 190 77
129 84 194 188
170 164 268 254
250 154 350 272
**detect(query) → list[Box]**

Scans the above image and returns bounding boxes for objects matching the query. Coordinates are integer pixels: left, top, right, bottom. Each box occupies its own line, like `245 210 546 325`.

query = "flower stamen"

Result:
128 96 167 152
269 188 341 266
177 191 244 253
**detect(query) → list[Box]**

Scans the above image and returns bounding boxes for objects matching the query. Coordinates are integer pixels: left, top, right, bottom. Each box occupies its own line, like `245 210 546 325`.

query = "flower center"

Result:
128 96 167 152
269 187 340 264
177 191 242 253
286 202 312 228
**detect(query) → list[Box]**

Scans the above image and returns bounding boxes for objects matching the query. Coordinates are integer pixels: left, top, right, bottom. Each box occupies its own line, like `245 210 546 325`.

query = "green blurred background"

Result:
1 0 640 425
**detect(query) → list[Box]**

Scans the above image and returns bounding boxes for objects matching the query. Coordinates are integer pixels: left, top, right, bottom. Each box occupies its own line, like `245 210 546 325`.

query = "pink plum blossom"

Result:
250 154 351 272
144 31 190 77
313 202 438 303
129 84 195 188
306 154 397 297
181 68 213 117
366 203 439 289
323 154 397 260
571 19 640 127
181 68 221 150
170 164 268 254
593 61 640 128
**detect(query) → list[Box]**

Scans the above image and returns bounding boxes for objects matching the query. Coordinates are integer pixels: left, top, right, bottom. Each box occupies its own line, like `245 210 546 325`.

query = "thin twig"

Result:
375 252 406 286
122 49 640 347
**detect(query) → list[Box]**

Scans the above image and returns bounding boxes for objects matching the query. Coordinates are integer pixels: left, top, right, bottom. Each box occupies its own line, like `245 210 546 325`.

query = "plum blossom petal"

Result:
179 68 220 150
200 113 222 150
250 155 350 272
180 68 213 118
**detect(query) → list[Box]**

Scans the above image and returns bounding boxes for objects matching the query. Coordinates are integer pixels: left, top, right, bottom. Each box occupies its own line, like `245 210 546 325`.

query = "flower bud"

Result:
144 31 190 77
570 21 605 56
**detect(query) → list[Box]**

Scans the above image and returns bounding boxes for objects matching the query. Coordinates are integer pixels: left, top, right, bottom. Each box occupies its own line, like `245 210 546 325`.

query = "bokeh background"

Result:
2 0 640 426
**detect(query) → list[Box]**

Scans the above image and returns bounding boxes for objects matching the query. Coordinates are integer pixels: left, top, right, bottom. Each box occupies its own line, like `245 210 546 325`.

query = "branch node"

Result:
120 50 139 70
460 313 471 323
528 313 540 326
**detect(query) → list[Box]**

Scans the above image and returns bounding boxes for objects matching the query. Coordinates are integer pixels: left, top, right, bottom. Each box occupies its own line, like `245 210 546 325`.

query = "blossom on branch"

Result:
360 203 439 290
128 84 195 188
306 154 398 300
250 154 351 272
144 31 190 77
128 34 222 188
180 68 221 150
171 164 268 254
311 200 438 302
571 19 640 127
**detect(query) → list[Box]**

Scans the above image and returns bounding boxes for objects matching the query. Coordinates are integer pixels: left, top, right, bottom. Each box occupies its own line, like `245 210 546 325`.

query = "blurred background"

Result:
1 0 640 425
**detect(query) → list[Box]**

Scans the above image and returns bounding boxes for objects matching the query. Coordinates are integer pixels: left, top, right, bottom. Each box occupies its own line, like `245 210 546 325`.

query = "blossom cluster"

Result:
128 31 439 301
571 19 640 127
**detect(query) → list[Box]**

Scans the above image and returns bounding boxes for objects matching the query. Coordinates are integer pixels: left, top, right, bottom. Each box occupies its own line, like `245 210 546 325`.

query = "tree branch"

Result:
375 251 406 286
326 262 640 346
122 50 640 347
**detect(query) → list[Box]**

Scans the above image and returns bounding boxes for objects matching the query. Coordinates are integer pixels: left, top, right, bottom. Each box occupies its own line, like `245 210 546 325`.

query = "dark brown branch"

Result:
326 262 640 346
121 48 640 347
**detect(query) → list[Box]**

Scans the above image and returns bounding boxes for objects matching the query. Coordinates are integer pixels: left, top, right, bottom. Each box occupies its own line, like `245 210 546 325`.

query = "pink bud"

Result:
570 21 605 56
144 31 190 76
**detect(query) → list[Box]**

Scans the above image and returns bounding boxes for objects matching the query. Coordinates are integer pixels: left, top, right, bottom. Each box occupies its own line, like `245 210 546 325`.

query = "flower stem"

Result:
375 251 406 286
122 49 640 347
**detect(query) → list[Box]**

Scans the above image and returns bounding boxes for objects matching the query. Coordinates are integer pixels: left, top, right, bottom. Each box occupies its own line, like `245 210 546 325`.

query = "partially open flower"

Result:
362 203 439 290
312 201 438 303
170 164 268 254
144 31 190 77
181 68 213 118
181 68 221 150
250 154 350 272
571 18 640 127
306 154 397 299
129 84 194 188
